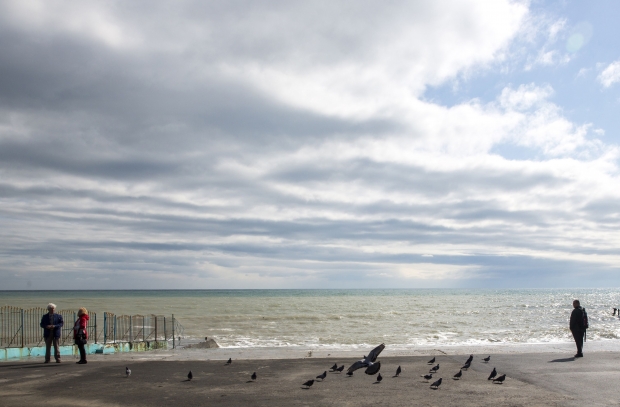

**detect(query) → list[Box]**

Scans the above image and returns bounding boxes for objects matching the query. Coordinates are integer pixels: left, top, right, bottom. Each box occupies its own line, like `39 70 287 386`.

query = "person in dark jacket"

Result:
40 303 64 363
570 299 585 358
73 307 89 364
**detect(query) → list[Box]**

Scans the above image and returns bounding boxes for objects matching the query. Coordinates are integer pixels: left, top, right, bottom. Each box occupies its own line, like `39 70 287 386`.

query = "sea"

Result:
2 289 619 350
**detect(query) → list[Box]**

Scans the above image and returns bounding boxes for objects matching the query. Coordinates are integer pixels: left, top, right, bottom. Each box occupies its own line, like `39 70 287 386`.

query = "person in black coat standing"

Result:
40 303 64 363
570 299 585 358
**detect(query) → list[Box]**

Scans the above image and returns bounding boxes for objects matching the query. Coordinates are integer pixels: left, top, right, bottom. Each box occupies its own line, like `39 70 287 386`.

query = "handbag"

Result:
76 329 87 345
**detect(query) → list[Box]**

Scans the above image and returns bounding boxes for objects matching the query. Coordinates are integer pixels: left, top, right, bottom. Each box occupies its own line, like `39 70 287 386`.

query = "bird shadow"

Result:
373 381 381 384
301 387 310 390
430 387 439 390
548 357 575 363
392 375 399 378
181 379 191 382
452 378 460 381
492 382 504 385
246 380 255 383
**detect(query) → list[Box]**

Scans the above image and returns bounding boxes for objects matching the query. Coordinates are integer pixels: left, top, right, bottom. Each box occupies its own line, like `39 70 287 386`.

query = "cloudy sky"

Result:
1 0 619 289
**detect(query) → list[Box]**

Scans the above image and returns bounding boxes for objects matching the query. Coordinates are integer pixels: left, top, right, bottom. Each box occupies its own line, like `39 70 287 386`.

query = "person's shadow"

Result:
548 357 574 363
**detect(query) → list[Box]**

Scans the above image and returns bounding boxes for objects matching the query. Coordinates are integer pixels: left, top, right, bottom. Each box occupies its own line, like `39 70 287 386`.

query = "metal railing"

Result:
102 313 183 345
0 306 183 348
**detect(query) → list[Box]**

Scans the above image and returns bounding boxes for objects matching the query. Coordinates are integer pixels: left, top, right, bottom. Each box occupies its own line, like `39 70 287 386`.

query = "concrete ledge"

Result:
1 341 168 361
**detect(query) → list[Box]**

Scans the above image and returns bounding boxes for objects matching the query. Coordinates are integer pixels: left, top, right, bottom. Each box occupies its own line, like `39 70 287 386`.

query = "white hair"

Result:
47 303 56 311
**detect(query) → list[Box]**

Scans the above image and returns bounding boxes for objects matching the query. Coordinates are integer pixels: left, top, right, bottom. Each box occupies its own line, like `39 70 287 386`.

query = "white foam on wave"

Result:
205 333 615 349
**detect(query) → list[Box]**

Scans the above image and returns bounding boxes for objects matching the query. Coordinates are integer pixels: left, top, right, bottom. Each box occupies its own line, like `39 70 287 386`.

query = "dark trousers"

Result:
76 341 86 361
572 330 584 355
45 336 60 361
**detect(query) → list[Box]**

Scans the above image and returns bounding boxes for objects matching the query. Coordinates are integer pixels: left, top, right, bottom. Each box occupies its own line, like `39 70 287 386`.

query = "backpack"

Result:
582 307 589 330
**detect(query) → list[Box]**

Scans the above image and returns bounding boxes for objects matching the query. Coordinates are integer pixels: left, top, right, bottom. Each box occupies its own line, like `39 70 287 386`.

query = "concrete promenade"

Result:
1 342 619 406
0 340 168 361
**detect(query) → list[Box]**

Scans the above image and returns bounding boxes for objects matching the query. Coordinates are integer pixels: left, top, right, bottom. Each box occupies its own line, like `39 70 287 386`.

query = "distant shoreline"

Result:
2 287 617 291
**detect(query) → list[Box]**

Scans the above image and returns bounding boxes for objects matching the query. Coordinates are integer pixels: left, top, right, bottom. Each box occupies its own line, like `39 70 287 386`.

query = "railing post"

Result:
114 315 117 343
142 317 145 342
129 315 133 343
104 313 107 344
73 312 76 347
155 316 158 341
21 308 24 348
94 313 97 344
172 314 175 349
163 317 166 343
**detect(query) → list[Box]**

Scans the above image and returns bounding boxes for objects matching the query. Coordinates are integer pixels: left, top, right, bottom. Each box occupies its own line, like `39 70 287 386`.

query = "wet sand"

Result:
2 343 620 407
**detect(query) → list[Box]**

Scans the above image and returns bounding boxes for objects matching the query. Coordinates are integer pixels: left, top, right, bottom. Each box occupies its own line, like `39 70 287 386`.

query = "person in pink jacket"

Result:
73 307 89 364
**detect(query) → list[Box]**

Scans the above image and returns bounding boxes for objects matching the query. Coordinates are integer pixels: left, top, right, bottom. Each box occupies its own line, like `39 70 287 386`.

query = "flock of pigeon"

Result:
299 343 507 390
123 345 507 391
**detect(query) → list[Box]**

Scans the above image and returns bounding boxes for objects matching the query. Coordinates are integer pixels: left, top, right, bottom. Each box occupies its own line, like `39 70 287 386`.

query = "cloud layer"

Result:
1 0 619 289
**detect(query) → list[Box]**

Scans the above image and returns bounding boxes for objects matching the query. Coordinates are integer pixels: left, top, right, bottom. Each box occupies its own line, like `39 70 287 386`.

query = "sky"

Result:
1 0 619 290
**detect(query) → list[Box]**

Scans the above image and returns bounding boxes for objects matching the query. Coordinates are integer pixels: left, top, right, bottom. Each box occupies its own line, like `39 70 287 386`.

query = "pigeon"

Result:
125 367 131 377
376 373 383 383
427 357 435 364
453 370 462 379
430 377 443 389
364 361 381 375
395 365 401 377
461 361 471 370
251 372 257 381
465 354 473 364
302 379 314 388
493 374 506 383
614 308 617 316
482 356 491 363
347 343 385 374
430 364 439 373
187 371 193 381
330 363 338 371
226 358 232 365
422 373 433 381
316 371 327 381
336 365 345 373
487 368 497 380
346 371 354 377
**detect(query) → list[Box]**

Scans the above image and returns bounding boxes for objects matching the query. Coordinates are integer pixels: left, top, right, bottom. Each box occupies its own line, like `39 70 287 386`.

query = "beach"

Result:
3 289 620 405
2 342 620 406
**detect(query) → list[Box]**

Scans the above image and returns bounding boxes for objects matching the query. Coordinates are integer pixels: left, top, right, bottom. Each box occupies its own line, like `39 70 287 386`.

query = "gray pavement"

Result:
465 350 620 407
2 348 618 406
